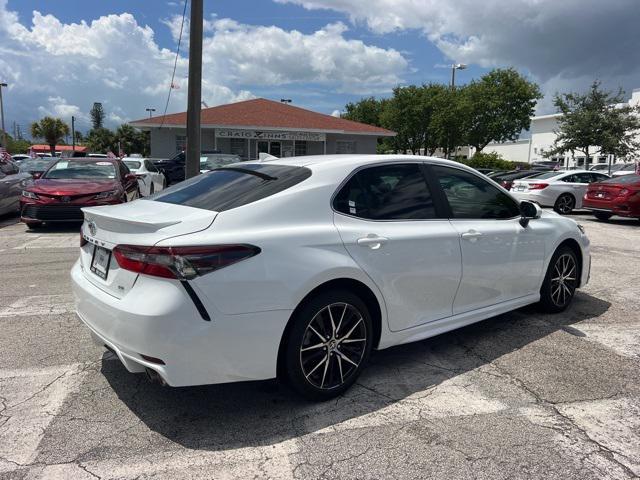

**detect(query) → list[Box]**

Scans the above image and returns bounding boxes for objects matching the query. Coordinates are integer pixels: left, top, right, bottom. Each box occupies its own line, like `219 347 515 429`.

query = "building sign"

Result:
216 129 326 142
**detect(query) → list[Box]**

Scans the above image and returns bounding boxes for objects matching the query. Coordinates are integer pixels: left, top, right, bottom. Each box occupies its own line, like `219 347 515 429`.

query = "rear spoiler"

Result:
82 207 181 229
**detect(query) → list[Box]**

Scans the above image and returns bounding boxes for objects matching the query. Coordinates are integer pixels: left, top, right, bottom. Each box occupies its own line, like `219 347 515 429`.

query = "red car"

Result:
583 174 640 221
20 158 140 228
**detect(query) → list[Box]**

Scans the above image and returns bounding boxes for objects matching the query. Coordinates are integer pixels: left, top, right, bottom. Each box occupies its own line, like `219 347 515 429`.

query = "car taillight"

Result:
112 244 260 280
528 183 549 190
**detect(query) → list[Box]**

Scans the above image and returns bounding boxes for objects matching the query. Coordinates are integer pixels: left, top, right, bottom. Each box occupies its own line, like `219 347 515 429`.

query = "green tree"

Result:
465 68 542 153
342 97 385 127
90 102 105 130
85 127 115 153
3 133 32 154
380 86 428 154
547 81 636 170
30 117 70 156
430 86 469 158
116 124 150 156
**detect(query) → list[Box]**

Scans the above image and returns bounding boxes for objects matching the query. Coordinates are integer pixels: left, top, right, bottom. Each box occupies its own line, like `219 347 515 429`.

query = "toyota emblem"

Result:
88 221 97 236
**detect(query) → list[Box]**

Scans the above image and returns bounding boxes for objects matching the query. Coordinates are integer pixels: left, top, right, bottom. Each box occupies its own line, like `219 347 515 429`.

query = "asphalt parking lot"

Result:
0 211 638 480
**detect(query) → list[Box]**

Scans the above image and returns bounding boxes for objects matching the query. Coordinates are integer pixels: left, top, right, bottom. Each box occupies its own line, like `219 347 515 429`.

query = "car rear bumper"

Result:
583 198 640 218
71 260 291 386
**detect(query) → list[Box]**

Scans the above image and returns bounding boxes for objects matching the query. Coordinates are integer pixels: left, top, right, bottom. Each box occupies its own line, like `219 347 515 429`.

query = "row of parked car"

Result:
485 167 640 220
0 151 242 227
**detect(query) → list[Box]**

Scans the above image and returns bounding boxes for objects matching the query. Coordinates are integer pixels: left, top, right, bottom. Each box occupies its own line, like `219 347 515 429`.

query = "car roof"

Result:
245 154 481 175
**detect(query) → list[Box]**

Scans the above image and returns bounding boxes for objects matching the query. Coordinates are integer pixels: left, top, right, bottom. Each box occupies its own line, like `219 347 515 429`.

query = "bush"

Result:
457 151 530 171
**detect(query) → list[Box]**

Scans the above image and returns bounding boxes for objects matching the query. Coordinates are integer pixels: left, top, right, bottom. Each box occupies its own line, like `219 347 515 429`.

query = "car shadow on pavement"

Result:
24 222 83 234
101 291 611 452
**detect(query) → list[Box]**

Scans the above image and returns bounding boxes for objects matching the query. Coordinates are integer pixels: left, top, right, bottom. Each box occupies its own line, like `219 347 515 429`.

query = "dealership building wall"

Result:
131 98 394 160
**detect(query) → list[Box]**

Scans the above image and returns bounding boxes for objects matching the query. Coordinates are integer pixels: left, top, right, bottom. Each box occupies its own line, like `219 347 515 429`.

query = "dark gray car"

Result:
0 161 32 216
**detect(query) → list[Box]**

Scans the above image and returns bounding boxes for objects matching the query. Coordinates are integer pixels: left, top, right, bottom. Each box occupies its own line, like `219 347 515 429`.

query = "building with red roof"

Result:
130 98 395 159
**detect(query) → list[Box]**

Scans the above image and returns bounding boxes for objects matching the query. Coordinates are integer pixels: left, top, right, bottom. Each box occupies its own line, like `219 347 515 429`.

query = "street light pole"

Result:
447 64 467 158
71 116 76 152
450 63 467 89
185 0 203 179
146 108 156 119
0 83 7 148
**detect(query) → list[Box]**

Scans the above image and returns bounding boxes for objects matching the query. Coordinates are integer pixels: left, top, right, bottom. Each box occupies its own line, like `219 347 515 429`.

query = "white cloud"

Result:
0 0 407 133
277 0 640 111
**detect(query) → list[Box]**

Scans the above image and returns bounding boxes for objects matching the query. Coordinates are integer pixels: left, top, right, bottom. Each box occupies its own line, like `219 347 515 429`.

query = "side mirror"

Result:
519 201 542 227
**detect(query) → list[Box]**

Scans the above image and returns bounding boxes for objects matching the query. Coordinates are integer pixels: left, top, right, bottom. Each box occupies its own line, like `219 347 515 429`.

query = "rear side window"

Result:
432 165 521 219
150 164 311 211
334 164 436 220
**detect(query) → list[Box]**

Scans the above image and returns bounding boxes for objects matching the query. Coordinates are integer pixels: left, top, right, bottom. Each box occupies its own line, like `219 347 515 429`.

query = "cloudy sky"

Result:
1 0 638 135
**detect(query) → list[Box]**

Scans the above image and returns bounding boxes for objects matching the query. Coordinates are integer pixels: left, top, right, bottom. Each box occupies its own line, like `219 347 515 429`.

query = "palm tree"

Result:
30 117 70 157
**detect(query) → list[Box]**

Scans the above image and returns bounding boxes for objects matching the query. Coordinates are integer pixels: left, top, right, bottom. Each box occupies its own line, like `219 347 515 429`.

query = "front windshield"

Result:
19 159 51 172
43 160 117 179
123 160 142 170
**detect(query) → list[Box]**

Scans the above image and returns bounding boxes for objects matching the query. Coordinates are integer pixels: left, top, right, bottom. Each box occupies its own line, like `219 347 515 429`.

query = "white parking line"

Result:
13 235 78 250
0 295 75 318
0 364 87 472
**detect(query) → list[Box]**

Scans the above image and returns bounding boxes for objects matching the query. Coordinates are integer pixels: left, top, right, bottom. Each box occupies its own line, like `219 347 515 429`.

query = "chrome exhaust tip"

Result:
145 367 167 386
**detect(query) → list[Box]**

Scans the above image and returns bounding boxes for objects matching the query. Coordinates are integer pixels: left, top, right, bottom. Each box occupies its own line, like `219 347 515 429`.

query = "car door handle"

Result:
461 230 483 242
357 235 388 249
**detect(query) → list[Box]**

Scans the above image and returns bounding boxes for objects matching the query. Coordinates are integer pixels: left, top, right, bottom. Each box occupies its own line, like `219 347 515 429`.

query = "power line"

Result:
159 0 188 129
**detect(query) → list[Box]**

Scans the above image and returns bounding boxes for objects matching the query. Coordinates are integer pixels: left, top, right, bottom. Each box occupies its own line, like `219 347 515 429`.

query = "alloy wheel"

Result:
299 302 367 390
550 253 577 307
556 195 575 214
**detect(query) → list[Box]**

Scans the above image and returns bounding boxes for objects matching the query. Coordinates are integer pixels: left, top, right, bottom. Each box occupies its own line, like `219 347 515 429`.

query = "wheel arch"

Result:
276 277 384 381
554 238 584 287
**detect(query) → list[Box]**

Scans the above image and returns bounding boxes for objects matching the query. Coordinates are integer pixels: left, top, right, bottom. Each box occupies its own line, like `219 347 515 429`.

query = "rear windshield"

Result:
150 163 312 211
601 174 640 184
123 160 142 170
44 160 117 179
527 171 561 180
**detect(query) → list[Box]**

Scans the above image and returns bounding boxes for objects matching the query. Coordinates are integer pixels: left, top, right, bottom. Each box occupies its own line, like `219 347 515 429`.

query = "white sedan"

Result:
511 170 609 214
122 157 166 197
72 155 590 400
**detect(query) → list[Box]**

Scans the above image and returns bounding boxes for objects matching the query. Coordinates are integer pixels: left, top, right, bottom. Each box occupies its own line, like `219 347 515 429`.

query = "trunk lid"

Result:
79 200 217 298
586 184 626 201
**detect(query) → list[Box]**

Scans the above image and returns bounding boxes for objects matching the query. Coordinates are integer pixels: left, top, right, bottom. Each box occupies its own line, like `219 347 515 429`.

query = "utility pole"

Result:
185 0 203 179
71 116 76 152
0 83 7 148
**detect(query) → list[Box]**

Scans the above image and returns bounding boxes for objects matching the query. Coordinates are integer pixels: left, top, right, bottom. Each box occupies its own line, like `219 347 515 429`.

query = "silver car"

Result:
0 161 32 216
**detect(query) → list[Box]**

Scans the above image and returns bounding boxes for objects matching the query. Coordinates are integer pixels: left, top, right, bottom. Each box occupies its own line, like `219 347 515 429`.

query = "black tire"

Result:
26 222 42 230
149 183 155 195
554 193 575 214
284 290 373 401
594 212 612 221
162 177 167 189
539 246 579 313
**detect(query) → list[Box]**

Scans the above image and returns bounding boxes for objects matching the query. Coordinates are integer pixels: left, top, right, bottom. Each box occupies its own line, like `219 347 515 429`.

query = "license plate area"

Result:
90 245 112 280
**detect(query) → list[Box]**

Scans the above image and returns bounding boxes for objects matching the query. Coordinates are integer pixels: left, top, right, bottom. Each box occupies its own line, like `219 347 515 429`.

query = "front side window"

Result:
334 164 436 220
432 165 520 219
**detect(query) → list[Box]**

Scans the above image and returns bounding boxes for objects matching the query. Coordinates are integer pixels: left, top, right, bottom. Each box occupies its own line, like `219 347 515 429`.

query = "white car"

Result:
610 163 637 177
511 170 609 214
122 158 166 196
71 155 590 400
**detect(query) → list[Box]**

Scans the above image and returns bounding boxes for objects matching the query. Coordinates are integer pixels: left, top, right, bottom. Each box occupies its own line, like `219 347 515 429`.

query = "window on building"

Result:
295 141 307 156
336 141 356 154
598 156 607 164
230 138 247 159
176 135 187 153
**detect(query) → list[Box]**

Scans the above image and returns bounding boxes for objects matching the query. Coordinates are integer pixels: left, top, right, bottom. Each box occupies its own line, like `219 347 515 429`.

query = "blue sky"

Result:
1 0 638 135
